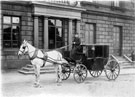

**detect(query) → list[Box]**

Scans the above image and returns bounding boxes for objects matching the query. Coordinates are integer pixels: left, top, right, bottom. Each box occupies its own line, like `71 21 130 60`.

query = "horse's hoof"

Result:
37 85 42 88
56 79 59 83
33 84 41 88
57 83 62 86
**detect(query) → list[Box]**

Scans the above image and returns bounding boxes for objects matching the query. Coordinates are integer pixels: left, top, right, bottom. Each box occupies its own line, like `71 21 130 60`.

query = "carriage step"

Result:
18 69 55 75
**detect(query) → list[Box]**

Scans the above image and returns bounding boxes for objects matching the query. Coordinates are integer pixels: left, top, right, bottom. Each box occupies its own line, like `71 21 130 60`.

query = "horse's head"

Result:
18 40 29 56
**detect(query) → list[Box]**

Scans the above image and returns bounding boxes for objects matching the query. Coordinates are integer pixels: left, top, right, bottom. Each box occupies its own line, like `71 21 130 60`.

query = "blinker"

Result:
23 46 26 49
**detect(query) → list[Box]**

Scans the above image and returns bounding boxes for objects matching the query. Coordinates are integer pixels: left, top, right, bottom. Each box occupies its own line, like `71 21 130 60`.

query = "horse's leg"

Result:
58 64 62 83
36 65 41 87
33 65 41 87
55 65 59 83
33 65 38 86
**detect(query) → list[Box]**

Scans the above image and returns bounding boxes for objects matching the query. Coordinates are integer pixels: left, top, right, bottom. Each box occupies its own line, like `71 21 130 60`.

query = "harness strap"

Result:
29 49 39 60
29 49 48 67
41 50 48 67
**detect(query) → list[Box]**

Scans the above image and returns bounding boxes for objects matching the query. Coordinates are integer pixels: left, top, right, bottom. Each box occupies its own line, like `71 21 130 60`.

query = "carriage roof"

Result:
80 44 109 46
80 44 109 58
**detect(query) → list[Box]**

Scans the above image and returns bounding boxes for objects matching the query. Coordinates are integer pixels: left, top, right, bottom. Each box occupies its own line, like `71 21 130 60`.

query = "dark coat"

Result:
70 45 83 60
73 37 81 46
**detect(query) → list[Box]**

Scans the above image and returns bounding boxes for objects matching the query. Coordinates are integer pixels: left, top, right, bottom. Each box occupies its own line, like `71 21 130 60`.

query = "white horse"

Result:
18 40 68 87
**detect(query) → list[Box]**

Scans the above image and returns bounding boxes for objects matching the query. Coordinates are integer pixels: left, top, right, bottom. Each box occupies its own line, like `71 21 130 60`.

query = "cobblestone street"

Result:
1 68 135 97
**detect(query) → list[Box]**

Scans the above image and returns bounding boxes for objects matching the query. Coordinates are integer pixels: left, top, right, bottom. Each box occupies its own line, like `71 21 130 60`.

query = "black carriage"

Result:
62 44 120 83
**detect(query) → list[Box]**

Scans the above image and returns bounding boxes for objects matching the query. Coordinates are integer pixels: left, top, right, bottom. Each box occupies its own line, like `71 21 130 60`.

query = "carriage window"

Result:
3 16 20 48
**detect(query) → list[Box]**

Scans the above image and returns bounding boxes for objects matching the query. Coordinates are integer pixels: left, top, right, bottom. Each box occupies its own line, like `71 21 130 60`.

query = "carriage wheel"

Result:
104 60 120 80
89 58 103 78
61 63 71 80
89 70 102 78
73 64 87 83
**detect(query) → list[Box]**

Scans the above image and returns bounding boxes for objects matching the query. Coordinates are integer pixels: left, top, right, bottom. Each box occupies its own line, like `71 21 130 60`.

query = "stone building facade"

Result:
0 1 135 69
80 1 135 56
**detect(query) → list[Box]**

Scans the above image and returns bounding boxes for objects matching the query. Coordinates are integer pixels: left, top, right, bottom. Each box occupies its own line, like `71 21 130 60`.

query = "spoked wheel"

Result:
73 64 87 83
89 70 102 78
61 63 71 80
104 60 120 80
89 57 104 78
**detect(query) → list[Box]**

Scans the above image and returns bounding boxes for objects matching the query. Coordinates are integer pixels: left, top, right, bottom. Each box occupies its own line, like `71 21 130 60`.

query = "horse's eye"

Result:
22 46 26 49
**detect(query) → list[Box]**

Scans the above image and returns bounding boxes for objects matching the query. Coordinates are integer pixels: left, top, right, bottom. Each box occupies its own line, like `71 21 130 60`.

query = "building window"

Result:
111 0 120 7
3 16 20 48
48 18 67 49
85 23 96 44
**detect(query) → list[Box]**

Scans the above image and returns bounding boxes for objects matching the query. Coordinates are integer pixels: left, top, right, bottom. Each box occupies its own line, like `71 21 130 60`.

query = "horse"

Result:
18 40 68 87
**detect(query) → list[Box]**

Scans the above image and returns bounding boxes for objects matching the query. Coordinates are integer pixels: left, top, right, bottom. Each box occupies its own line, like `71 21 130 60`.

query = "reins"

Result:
41 44 72 52
19 43 72 67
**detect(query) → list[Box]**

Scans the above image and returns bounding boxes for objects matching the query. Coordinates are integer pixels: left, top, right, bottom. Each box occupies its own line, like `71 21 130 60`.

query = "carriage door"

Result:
113 26 122 56
85 23 96 44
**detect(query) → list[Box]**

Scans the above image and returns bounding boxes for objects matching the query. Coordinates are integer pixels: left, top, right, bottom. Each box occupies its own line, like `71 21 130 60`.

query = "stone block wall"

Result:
80 1 135 56
80 13 135 55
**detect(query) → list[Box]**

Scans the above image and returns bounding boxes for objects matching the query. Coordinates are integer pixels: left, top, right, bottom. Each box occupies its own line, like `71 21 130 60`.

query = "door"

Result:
85 23 96 44
48 19 68 49
113 26 122 56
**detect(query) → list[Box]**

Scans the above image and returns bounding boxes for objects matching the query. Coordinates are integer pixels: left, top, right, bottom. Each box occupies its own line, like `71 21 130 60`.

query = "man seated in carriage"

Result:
70 34 85 63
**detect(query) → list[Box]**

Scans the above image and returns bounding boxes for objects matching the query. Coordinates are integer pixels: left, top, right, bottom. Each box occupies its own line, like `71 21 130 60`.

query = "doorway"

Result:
48 19 68 49
113 26 122 56
85 23 96 44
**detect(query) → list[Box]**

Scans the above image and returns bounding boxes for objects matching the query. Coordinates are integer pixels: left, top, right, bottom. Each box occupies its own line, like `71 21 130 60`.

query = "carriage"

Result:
18 41 120 87
61 44 120 83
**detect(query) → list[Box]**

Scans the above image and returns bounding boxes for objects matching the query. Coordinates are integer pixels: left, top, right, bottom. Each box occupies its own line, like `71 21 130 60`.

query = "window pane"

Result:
56 28 62 37
13 41 19 47
12 25 19 41
12 17 20 23
49 27 55 49
49 19 55 26
56 28 62 48
3 16 11 24
3 41 11 48
56 20 62 27
3 25 11 40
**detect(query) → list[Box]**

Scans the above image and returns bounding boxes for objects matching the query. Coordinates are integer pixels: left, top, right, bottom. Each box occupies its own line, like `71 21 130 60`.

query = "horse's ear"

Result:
24 39 28 43
23 39 27 44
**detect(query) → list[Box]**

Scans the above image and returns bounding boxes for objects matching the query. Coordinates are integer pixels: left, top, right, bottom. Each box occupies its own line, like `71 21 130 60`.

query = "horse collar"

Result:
29 49 38 60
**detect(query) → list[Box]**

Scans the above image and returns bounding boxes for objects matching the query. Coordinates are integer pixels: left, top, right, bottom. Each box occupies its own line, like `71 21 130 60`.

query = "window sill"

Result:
3 48 19 51
2 48 19 55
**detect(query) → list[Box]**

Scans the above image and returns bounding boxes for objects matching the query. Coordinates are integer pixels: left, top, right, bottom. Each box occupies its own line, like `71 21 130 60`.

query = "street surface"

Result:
1 68 135 97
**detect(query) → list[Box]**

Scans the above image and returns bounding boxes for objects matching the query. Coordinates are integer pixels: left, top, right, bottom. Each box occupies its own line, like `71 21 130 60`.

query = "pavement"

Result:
1 66 135 97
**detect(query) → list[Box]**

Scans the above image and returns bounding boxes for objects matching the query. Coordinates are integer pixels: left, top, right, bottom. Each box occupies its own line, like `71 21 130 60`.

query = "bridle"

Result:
19 45 28 55
19 43 35 55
